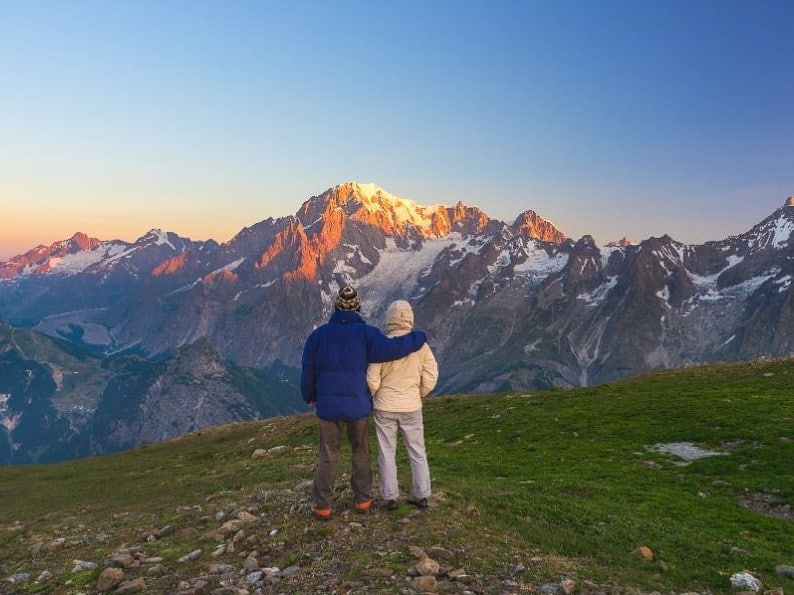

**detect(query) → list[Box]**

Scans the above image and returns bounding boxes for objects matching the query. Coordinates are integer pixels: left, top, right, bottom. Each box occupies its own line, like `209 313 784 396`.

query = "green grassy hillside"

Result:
0 358 792 593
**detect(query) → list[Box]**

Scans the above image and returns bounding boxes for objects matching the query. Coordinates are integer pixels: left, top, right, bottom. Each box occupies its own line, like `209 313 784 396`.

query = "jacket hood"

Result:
385 300 414 334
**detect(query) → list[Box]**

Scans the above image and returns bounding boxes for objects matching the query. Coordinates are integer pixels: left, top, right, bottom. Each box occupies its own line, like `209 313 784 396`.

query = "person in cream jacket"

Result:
366 300 438 509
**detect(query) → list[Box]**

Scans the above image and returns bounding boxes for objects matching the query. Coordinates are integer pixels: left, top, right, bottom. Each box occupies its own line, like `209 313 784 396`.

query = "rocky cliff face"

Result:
0 322 304 464
0 184 791 399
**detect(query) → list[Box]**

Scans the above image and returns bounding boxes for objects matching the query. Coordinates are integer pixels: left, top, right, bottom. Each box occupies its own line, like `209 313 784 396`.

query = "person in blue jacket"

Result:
301 285 427 520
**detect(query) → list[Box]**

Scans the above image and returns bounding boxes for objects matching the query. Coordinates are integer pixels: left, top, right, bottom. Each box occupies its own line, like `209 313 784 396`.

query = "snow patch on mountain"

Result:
513 244 569 275
356 236 460 311
215 258 245 274
771 217 794 248
688 254 744 288
577 276 618 306
447 236 489 267
744 213 794 251
599 246 624 268
488 250 512 274
143 229 176 250
774 274 792 293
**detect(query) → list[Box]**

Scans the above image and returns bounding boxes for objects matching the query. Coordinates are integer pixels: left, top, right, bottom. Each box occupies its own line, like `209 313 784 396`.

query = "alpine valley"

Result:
1 183 793 463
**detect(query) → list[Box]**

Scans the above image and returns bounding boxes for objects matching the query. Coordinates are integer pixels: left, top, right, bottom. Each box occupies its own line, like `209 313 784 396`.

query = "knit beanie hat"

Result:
335 286 361 311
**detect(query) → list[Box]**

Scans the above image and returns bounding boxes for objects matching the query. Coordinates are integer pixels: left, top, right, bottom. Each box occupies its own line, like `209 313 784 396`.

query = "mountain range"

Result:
1 183 792 462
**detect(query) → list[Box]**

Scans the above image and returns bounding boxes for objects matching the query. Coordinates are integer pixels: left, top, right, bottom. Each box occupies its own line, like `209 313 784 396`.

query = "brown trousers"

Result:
312 417 372 509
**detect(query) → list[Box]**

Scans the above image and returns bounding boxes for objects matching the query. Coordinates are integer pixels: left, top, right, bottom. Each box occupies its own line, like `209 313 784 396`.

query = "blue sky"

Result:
1 0 793 259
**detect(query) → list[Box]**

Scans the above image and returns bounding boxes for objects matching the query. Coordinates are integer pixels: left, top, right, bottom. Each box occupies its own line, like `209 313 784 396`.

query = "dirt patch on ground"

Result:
736 490 794 521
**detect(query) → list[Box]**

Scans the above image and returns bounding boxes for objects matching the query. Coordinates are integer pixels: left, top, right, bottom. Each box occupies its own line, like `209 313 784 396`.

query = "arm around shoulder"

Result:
366 327 427 363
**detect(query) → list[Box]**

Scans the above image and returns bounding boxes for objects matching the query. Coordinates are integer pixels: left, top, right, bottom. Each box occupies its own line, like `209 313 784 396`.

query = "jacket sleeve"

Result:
419 344 439 397
366 362 382 396
366 327 427 363
300 332 318 404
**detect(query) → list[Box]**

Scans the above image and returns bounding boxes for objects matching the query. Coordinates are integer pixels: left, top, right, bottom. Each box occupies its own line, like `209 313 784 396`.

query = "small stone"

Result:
413 575 437 592
415 556 440 576
730 571 761 591
279 565 300 578
246 570 264 583
146 565 164 576
765 587 784 595
237 511 258 524
630 546 654 560
776 565 794 578
97 567 124 591
540 584 561 594
220 519 245 534
294 480 313 491
72 560 98 571
111 553 136 568
35 570 53 583
49 537 66 550
252 449 268 458
426 545 455 561
408 545 426 559
143 557 164 564
177 549 202 563
244 555 259 571
8 573 31 583
560 579 576 594
30 541 44 556
114 577 146 594
209 563 235 574
448 568 467 579
211 544 227 558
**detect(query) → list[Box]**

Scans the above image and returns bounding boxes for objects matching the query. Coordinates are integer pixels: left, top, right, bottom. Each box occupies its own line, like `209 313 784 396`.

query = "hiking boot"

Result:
313 507 332 520
407 496 428 509
384 499 399 511
354 499 372 513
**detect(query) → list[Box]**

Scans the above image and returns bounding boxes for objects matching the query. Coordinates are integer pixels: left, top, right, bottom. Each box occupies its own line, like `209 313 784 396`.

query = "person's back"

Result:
305 309 384 420
368 301 437 412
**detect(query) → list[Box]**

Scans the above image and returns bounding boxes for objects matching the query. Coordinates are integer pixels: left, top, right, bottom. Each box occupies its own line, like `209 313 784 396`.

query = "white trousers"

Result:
374 409 431 501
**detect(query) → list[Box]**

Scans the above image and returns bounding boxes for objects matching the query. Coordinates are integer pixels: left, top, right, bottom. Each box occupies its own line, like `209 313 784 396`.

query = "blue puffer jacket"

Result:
301 311 427 421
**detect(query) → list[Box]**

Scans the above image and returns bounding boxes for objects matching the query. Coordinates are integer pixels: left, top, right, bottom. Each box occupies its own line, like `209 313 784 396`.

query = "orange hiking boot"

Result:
354 499 372 513
313 507 332 520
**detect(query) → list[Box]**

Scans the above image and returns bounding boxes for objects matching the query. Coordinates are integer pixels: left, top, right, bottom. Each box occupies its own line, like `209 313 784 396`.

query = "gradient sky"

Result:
1 0 793 260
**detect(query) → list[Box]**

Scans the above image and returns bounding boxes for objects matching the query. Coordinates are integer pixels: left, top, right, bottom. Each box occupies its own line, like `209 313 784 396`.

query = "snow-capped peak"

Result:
348 181 441 230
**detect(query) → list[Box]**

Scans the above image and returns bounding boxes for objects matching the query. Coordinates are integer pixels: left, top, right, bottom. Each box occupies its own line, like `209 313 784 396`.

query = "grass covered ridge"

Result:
0 357 792 593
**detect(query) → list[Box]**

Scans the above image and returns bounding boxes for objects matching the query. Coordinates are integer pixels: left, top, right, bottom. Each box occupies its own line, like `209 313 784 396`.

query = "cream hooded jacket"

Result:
367 300 438 412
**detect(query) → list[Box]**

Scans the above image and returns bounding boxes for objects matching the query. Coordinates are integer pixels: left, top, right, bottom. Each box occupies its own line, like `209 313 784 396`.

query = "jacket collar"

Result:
330 310 365 325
